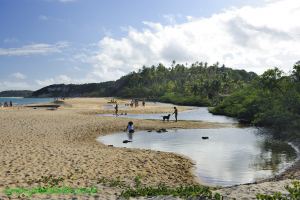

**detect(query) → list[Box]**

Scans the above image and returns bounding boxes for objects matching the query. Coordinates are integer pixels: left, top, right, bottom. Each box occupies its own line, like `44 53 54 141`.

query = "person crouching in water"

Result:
126 121 134 142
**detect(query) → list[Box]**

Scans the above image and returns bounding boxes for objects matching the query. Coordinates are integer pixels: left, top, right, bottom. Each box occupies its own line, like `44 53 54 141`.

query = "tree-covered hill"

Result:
31 82 115 98
0 90 32 97
31 62 257 106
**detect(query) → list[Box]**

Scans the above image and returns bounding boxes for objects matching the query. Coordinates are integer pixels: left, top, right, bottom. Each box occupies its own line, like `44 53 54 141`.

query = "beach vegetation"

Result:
4 186 98 197
256 180 300 200
120 184 223 199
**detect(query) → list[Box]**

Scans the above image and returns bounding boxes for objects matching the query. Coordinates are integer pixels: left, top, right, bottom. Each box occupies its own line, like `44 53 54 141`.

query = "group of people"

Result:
0 101 13 108
128 99 145 108
114 99 146 116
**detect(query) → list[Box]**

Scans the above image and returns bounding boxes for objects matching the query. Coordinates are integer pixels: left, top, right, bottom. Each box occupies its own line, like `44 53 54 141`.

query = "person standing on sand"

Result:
115 103 118 116
173 107 178 122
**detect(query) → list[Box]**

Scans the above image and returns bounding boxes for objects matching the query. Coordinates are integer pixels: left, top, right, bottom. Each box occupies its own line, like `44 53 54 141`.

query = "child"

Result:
126 121 134 133
124 121 134 142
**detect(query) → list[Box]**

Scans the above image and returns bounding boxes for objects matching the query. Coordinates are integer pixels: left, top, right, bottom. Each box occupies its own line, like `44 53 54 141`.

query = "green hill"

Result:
31 62 257 106
0 90 32 97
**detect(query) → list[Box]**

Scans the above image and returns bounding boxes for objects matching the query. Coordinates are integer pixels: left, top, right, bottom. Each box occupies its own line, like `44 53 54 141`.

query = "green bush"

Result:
256 181 300 200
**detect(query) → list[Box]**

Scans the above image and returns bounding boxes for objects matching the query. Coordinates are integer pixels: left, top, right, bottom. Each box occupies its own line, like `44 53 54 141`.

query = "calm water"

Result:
98 107 237 123
98 128 297 186
0 97 54 105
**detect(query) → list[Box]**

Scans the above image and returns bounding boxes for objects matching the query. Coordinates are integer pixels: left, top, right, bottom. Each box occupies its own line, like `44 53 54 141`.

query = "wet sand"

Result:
0 98 298 199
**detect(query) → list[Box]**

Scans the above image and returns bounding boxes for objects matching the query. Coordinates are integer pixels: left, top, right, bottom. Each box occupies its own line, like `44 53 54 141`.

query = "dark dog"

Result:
162 114 171 121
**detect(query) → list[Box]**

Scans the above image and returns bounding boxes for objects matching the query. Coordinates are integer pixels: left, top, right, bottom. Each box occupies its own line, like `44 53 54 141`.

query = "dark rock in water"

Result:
123 140 132 143
202 136 209 139
147 130 153 132
156 128 168 133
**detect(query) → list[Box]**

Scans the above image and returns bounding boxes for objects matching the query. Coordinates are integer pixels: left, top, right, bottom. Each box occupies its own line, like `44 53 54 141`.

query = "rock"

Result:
123 140 132 143
202 136 209 139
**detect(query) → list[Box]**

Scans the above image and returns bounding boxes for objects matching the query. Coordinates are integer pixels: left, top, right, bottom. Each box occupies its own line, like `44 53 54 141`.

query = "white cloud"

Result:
36 75 73 87
11 72 26 80
3 37 18 43
35 74 99 87
0 81 32 91
83 0 300 80
58 0 76 2
0 42 69 56
39 15 49 21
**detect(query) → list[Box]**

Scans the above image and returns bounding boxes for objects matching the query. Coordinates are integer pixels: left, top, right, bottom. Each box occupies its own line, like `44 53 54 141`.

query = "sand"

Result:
0 98 299 199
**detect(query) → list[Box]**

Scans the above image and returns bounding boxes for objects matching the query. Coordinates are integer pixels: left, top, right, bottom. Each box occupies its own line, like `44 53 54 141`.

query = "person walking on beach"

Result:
9 101 12 107
173 107 178 122
142 99 145 107
115 103 119 116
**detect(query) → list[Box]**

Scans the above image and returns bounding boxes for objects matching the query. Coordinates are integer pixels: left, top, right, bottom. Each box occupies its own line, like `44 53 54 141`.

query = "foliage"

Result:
31 62 256 106
0 90 32 97
4 186 98 197
97 176 223 199
4 175 98 198
212 63 300 139
256 181 300 200
120 184 223 200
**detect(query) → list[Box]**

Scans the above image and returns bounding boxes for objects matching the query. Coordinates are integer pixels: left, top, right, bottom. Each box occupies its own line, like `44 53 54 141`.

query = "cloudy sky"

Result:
0 0 300 91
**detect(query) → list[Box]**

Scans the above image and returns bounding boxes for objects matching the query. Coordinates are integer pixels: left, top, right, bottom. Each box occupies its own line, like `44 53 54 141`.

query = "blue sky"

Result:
0 0 299 91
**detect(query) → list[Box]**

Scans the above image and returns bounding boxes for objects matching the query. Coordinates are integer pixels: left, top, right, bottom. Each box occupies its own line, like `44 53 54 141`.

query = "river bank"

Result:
0 98 299 199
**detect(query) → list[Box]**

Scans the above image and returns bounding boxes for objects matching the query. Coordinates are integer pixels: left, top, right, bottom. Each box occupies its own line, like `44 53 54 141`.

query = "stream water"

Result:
97 105 298 186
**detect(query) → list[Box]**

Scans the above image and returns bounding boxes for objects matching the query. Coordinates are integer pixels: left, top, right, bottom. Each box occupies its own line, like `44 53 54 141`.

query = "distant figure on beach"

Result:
142 99 145 107
9 101 12 107
126 121 134 141
4 102 8 107
114 103 118 116
173 107 178 122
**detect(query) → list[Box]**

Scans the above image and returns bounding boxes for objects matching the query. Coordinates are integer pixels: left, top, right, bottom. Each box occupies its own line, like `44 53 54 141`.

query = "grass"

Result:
97 175 223 199
120 184 223 200
4 186 98 197
4 175 98 198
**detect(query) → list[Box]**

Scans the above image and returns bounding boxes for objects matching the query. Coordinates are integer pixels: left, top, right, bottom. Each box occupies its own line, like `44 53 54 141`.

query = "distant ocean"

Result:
0 97 54 105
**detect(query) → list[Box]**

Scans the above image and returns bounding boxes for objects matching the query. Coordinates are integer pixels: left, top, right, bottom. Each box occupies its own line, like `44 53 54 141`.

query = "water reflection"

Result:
98 128 297 186
251 140 297 173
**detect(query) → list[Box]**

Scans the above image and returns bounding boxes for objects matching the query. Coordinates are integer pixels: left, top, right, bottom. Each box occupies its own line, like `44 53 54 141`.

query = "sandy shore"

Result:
0 98 299 199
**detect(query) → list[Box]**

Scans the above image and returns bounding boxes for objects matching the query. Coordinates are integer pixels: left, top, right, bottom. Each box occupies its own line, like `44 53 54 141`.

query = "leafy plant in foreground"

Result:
120 184 223 199
4 186 98 197
256 181 300 200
